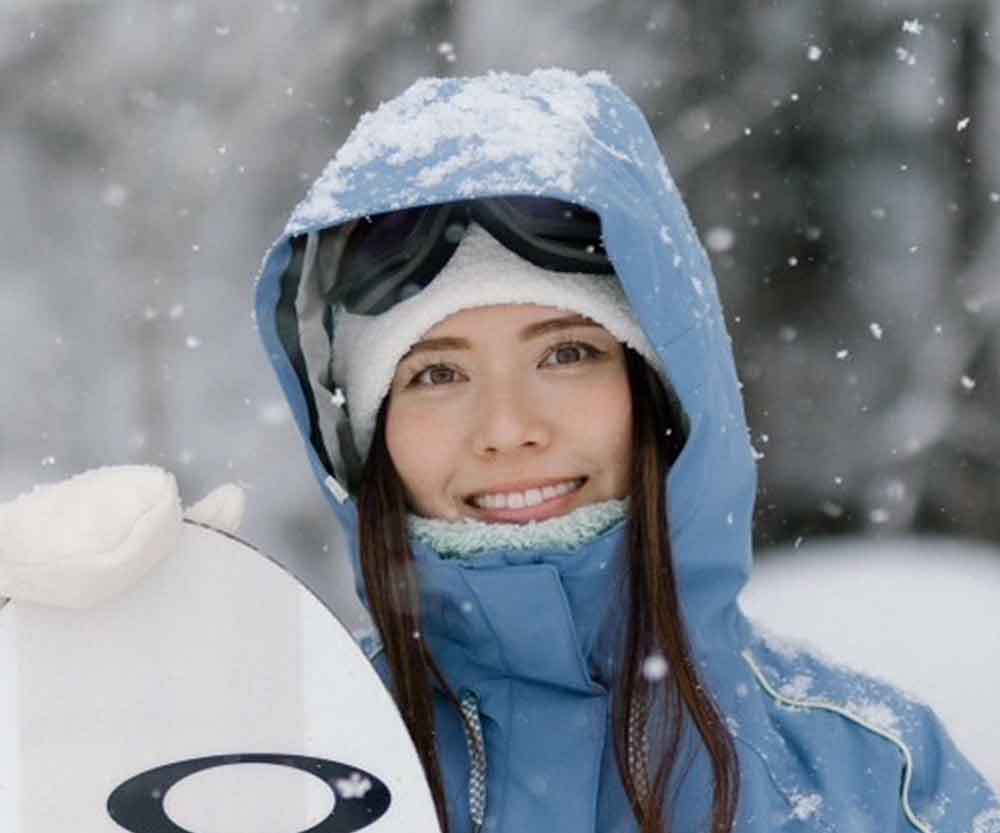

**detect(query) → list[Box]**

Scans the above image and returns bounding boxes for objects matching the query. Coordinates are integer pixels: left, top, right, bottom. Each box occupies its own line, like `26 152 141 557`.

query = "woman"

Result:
255 71 998 832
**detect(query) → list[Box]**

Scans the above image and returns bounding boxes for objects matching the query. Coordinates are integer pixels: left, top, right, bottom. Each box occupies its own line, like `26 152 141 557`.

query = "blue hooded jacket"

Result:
254 70 999 832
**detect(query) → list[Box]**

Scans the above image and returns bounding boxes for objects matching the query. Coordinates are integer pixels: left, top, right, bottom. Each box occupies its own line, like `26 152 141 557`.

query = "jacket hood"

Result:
254 68 756 648
253 71 1000 833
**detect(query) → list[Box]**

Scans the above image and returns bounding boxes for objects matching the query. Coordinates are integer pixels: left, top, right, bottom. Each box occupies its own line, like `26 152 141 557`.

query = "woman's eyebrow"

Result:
402 336 470 358
403 315 600 359
520 314 601 340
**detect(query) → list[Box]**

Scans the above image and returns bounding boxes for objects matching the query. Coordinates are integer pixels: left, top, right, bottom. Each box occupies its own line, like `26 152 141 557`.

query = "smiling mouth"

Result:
467 477 587 511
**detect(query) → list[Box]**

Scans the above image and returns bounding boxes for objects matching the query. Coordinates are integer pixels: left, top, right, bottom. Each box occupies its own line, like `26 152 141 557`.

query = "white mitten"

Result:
183 482 246 535
0 465 245 609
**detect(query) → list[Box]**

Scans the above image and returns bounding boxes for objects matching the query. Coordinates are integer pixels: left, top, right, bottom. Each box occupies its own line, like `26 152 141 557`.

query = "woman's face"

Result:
385 304 633 522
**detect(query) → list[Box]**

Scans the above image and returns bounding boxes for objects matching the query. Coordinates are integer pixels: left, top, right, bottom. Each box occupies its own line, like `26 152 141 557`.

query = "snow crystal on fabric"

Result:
289 70 612 232
408 498 628 558
755 627 807 660
789 791 823 821
845 699 903 736
779 674 814 700
973 807 1000 833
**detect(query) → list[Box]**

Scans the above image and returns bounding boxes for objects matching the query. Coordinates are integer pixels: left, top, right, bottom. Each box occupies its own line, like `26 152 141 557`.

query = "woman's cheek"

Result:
387 400 459 514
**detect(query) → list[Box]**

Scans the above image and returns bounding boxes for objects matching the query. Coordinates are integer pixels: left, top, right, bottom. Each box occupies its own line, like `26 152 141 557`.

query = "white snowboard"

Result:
0 521 440 833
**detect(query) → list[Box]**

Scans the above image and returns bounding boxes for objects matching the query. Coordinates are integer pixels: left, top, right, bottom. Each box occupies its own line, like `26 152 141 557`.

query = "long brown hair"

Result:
358 347 740 832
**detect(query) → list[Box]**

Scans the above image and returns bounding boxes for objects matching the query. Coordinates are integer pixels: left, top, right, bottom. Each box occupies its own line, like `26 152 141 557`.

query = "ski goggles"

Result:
310 197 612 316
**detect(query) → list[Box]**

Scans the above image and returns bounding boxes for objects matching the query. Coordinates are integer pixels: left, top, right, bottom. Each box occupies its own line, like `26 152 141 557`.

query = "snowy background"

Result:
2 0 998 783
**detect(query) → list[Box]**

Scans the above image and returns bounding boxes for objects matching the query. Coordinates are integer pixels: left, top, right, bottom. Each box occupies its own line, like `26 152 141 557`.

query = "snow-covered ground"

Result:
741 537 1000 789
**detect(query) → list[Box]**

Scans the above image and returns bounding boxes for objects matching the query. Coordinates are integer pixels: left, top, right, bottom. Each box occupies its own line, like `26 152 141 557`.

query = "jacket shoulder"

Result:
744 630 1000 833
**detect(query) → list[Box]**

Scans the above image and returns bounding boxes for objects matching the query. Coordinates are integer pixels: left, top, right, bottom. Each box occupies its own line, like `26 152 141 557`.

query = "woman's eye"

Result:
411 364 459 386
542 341 601 366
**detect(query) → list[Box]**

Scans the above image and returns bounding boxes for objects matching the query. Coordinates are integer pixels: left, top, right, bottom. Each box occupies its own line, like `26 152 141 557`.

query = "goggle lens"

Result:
318 197 610 316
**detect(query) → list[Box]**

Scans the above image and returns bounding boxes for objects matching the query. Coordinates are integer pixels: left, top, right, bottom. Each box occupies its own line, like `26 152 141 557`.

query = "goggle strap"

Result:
474 200 612 274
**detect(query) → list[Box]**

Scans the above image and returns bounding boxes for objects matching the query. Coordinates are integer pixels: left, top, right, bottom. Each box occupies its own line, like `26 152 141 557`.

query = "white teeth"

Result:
472 479 583 510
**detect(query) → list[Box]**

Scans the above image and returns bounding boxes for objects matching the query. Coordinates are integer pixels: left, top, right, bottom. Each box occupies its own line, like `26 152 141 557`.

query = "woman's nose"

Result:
472 383 551 457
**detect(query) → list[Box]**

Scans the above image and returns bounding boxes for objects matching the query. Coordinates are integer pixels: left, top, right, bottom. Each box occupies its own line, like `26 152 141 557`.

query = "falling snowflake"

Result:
642 653 668 681
901 19 924 35
820 501 844 518
437 42 457 63
705 226 735 253
869 322 883 340
886 480 907 502
102 183 128 207
807 45 823 62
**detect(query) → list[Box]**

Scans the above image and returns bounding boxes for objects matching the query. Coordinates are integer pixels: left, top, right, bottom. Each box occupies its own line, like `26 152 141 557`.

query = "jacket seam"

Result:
742 649 933 833
729 734 834 833
495 677 512 831
457 570 512 677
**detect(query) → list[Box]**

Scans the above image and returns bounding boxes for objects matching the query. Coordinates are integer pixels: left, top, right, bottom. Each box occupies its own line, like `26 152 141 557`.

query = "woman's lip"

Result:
464 478 587 524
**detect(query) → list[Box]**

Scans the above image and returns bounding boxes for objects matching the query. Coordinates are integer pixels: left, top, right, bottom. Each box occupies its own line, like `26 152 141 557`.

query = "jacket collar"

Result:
411 520 629 694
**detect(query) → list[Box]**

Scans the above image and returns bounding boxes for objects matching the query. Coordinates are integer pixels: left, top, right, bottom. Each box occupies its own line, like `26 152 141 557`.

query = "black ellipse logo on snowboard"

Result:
107 753 391 833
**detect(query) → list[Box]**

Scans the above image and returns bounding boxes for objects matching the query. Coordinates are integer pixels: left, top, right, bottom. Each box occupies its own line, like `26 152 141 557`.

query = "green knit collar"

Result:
407 498 629 559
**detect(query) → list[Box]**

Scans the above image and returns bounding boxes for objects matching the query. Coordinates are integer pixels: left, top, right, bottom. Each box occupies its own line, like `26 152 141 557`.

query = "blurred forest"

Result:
2 0 998 622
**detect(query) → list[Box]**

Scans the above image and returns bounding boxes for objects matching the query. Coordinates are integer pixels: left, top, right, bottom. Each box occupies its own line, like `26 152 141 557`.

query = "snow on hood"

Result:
254 69 756 644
